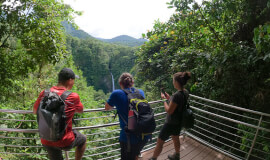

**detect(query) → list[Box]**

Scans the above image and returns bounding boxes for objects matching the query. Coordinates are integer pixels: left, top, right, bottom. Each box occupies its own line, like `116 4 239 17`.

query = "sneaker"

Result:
168 152 180 160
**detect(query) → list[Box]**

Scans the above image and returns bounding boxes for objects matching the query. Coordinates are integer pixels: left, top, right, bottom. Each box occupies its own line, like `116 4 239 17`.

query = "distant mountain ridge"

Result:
97 35 147 47
62 22 147 47
62 21 94 39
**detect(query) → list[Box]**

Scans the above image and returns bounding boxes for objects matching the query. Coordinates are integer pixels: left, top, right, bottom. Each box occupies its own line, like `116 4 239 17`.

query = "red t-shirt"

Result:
33 86 83 147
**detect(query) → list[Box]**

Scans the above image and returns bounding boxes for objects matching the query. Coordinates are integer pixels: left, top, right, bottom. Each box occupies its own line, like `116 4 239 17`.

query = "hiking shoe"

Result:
168 152 180 160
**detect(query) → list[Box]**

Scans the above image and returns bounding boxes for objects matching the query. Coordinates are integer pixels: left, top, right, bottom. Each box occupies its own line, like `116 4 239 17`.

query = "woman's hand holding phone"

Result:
161 88 170 100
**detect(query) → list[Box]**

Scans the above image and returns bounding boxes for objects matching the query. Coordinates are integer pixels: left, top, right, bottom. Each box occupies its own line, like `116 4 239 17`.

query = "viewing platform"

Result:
141 136 232 160
1 95 270 160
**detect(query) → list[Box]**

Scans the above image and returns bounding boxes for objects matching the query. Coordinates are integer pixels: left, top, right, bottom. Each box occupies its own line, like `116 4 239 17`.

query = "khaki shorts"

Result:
43 130 86 160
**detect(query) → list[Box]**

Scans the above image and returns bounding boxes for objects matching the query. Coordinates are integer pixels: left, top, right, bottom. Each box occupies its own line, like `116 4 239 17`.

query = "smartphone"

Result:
161 88 166 94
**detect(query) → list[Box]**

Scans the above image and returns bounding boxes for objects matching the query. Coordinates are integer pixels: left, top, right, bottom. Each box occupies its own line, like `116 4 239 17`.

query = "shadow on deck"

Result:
140 136 233 160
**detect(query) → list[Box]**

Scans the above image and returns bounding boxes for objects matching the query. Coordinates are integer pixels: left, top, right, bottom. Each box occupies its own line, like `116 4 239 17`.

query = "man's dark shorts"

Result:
159 123 182 141
43 130 86 160
120 139 148 160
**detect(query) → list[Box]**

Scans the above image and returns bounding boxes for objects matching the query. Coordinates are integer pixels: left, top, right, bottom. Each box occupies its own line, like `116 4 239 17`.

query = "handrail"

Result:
188 95 270 160
191 106 270 132
0 100 167 160
1 95 270 160
190 94 270 117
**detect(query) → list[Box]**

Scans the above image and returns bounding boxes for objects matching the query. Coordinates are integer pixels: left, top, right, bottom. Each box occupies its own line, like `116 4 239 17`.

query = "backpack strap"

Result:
181 91 189 111
60 91 75 124
44 88 51 97
60 91 72 101
117 111 128 126
122 88 140 96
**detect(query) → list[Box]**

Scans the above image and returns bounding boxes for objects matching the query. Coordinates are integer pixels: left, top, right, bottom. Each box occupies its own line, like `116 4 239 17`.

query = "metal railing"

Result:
1 95 270 160
0 100 166 160
187 95 270 160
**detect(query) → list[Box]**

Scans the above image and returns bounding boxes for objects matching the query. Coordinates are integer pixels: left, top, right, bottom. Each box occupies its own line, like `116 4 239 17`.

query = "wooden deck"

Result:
140 136 233 160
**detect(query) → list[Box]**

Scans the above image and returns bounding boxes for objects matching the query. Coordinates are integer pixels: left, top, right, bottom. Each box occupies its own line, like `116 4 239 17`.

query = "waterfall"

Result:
110 71 115 91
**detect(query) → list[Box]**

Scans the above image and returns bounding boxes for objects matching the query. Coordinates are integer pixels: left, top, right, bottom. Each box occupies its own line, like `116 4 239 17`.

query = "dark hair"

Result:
173 72 191 86
58 68 77 83
118 72 134 88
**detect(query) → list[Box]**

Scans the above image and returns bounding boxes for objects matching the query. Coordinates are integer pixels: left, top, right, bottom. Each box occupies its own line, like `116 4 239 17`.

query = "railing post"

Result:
65 151 69 160
246 115 263 160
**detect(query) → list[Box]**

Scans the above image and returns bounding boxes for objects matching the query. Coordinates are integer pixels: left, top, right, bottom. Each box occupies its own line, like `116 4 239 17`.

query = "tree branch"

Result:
197 5 224 48
0 34 11 48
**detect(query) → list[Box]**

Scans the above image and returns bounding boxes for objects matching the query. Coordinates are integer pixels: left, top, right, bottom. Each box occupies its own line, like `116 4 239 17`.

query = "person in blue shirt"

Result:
105 72 149 160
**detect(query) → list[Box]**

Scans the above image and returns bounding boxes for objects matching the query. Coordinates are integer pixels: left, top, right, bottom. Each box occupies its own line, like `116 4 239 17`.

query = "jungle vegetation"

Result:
0 0 269 159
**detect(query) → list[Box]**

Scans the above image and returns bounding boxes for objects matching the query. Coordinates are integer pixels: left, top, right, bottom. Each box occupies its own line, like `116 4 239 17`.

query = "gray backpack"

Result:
37 89 72 141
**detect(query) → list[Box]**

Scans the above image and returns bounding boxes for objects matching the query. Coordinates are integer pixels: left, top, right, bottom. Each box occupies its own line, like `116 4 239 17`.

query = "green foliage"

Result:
0 0 80 100
136 0 270 158
0 56 110 159
66 35 137 93
136 0 270 112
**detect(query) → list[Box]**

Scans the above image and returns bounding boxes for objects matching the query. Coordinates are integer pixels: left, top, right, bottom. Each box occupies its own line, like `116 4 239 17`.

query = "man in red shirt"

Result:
33 68 86 160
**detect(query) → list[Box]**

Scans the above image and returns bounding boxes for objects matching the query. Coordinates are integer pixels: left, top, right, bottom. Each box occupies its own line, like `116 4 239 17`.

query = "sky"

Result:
63 0 176 39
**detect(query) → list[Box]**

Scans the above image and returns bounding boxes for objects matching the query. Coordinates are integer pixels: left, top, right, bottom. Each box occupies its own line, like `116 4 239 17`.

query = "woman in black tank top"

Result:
149 72 191 160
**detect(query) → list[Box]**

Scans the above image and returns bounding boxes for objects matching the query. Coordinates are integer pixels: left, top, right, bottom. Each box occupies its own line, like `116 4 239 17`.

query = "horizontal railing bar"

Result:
248 154 266 160
194 112 270 141
0 136 39 140
191 106 270 132
98 154 121 160
149 100 166 104
0 109 33 114
0 152 47 156
83 148 120 158
82 108 113 113
82 100 164 113
195 119 252 142
193 113 265 139
262 120 270 125
0 122 119 133
0 111 166 133
153 106 164 110
186 132 243 160
189 129 247 155
256 133 270 140
73 122 119 130
154 112 167 117
155 117 166 122
87 136 119 143
194 113 254 142
86 142 119 151
194 124 250 149
0 128 38 133
251 146 270 155
74 115 115 121
190 94 270 117
191 100 260 122
0 144 43 148
85 129 121 136
197 114 269 148
0 118 35 122
0 100 164 114
69 142 119 153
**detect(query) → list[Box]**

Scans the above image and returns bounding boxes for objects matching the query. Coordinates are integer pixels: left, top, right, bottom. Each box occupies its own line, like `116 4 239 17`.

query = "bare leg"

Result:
152 138 165 158
171 135 180 154
75 141 86 160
